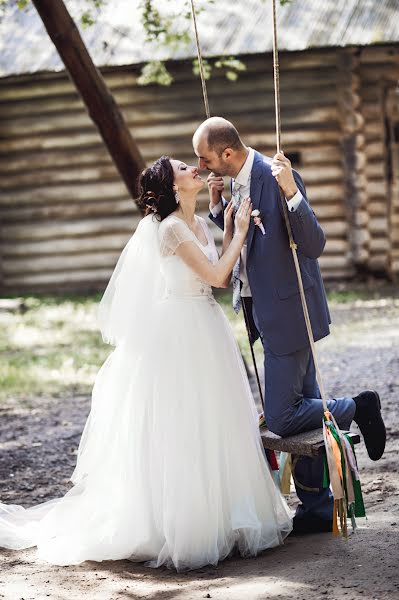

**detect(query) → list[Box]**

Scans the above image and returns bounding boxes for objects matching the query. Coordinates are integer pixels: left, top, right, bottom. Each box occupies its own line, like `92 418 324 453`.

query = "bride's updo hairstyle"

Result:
137 156 176 221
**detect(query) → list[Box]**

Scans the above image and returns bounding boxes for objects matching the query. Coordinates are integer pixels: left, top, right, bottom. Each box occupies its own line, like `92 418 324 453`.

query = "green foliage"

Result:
192 57 212 80
12 0 107 27
138 60 173 86
214 56 246 82
79 0 106 29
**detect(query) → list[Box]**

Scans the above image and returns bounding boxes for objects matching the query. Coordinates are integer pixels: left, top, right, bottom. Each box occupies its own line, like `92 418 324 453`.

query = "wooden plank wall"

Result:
358 48 399 274
0 47 397 293
358 46 399 276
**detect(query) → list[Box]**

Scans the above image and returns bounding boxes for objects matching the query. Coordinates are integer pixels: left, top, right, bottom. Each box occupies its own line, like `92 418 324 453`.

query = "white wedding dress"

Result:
0 213 292 571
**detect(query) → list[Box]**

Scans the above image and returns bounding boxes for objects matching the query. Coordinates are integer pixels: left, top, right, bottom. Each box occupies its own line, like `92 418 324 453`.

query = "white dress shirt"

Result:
210 148 303 297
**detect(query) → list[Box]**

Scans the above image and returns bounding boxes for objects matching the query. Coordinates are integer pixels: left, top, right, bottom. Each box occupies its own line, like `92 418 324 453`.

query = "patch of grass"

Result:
0 294 109 402
1 285 396 402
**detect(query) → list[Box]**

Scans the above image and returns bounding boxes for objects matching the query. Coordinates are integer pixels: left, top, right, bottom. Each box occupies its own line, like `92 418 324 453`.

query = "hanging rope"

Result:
189 0 264 404
190 0 211 119
271 0 328 411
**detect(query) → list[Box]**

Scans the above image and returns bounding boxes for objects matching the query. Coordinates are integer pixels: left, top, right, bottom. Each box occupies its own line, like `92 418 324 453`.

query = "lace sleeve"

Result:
159 217 195 257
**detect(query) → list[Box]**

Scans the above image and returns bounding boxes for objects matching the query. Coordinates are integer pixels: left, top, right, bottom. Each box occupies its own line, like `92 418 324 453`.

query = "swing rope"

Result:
190 0 264 405
190 0 211 119
271 0 328 412
270 0 365 536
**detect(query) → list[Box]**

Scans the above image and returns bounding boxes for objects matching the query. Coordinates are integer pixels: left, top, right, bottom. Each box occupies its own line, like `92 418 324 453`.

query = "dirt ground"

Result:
1 288 399 600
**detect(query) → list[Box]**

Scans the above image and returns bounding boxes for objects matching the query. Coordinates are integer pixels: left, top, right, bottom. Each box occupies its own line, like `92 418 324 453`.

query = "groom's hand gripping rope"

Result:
271 151 298 200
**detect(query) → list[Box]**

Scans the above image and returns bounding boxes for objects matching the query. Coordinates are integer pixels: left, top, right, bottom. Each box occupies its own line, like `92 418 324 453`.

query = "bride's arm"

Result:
175 198 252 288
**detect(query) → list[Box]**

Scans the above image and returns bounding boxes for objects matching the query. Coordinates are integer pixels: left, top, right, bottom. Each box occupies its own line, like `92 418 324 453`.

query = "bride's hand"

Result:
224 200 234 236
234 197 252 240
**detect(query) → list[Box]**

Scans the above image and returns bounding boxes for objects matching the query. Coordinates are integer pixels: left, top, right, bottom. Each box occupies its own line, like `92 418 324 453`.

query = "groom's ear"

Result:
222 148 234 161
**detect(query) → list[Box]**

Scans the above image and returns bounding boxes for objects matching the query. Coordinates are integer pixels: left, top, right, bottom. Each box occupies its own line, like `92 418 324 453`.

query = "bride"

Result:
0 156 292 571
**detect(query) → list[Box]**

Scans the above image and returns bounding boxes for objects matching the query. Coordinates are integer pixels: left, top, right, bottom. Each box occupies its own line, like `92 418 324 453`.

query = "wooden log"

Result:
1 216 138 241
0 76 339 121
318 254 351 269
0 131 102 154
368 201 388 217
0 77 338 127
279 50 338 70
369 217 388 235
359 86 382 104
261 427 360 456
364 121 385 140
246 129 341 149
300 146 341 165
309 204 346 220
337 49 369 268
1 233 132 257
367 162 386 180
0 181 128 206
0 165 120 190
2 251 121 275
365 141 384 161
358 64 399 83
290 164 343 184
1 199 136 223
0 148 112 174
368 255 388 270
369 238 389 253
304 183 346 203
320 267 356 280
3 268 113 287
368 180 388 199
324 239 349 253
0 161 342 190
359 46 399 64
1 102 339 139
0 124 343 157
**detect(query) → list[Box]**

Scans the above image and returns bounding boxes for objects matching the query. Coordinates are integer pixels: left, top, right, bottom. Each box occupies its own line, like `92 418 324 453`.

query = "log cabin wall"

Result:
0 46 398 294
358 46 399 277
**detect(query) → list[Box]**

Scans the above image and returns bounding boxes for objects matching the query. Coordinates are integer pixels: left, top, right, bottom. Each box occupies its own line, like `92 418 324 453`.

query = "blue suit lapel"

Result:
246 152 264 254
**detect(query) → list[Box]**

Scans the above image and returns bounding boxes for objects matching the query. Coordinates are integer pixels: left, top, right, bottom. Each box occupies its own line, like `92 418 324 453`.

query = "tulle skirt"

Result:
0 294 292 570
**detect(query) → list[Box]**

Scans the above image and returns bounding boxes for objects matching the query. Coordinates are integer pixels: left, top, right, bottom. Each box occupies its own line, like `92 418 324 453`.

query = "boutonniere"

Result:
251 209 266 235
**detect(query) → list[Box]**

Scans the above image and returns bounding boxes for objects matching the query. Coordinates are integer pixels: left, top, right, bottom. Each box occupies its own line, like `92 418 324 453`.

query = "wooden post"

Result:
337 49 370 269
31 0 146 199
385 86 399 279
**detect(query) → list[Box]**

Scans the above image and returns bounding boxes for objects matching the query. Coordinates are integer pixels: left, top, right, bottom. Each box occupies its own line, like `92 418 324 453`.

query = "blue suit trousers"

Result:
262 338 356 521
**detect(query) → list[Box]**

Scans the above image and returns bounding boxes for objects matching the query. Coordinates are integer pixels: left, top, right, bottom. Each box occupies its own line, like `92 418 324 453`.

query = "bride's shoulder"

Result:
158 215 194 251
159 214 186 236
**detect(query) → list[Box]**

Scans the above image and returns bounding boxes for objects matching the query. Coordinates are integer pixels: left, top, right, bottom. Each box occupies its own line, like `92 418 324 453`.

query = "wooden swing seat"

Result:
261 427 361 457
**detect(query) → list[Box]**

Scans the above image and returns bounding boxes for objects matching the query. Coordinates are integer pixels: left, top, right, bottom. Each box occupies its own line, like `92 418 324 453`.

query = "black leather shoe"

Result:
291 515 333 535
353 390 386 461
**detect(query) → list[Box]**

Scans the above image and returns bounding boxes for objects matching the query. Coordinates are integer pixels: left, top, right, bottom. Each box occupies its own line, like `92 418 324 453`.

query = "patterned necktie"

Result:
231 181 242 313
231 180 242 213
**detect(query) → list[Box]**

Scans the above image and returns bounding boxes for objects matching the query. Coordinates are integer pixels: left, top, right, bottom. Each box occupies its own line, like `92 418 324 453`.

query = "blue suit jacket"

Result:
209 150 331 356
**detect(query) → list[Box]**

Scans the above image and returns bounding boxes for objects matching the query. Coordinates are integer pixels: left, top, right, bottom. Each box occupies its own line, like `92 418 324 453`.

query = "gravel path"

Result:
1 291 398 600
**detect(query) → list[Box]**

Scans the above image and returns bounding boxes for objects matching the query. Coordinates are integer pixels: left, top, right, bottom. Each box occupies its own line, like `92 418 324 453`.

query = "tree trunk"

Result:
31 0 146 199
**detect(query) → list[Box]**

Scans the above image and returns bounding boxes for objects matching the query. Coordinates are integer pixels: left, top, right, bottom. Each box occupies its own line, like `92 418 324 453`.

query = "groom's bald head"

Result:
193 117 243 156
193 117 246 176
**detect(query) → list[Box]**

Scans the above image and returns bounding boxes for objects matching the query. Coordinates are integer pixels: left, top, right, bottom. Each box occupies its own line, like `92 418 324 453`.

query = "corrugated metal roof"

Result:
0 0 398 77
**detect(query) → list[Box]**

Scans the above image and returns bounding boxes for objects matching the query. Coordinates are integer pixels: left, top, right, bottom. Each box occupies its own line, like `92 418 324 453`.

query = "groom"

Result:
192 117 386 533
